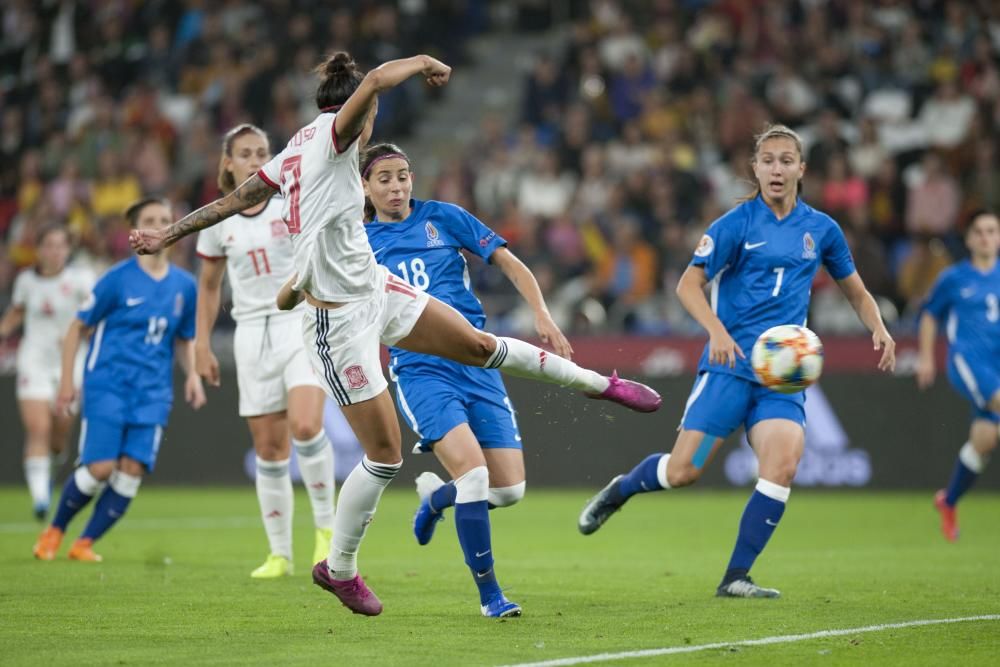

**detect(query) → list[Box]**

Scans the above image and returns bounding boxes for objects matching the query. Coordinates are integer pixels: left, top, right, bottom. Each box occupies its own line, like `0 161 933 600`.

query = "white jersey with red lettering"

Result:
195 195 298 323
12 265 94 400
257 111 378 303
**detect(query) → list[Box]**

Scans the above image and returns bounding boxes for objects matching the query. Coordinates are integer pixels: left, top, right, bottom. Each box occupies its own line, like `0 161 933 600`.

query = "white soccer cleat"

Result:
415 471 445 500
716 576 780 598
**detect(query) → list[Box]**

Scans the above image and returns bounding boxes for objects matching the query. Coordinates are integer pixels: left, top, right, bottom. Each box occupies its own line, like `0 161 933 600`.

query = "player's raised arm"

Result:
676 265 744 368
835 272 895 372
491 247 573 359
129 175 275 255
333 54 450 149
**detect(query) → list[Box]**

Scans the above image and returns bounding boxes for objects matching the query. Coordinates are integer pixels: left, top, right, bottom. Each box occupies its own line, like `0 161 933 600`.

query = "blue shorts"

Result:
78 415 165 472
947 351 1000 424
681 372 806 438
391 362 522 453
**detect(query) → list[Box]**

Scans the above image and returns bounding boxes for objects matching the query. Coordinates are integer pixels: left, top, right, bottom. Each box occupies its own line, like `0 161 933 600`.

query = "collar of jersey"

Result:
753 194 806 224
370 199 422 228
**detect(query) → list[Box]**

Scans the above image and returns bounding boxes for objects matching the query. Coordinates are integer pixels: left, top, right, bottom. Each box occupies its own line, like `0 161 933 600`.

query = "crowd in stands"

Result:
2 0 999 337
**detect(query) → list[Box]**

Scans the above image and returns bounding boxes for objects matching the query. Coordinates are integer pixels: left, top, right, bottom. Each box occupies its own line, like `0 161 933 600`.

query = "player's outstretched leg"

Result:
395 299 662 413
34 466 104 560
579 453 670 535
413 472 452 545
716 479 787 599
291 430 336 565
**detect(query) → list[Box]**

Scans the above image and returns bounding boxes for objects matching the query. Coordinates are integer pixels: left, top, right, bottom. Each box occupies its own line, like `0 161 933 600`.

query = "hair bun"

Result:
324 52 356 77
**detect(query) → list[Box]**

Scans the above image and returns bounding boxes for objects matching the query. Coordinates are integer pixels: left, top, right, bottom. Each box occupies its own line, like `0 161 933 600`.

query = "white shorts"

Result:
16 349 84 402
234 312 322 417
302 266 429 406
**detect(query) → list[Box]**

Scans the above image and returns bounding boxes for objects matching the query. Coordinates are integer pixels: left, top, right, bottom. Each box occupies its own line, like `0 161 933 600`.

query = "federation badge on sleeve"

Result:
694 234 715 257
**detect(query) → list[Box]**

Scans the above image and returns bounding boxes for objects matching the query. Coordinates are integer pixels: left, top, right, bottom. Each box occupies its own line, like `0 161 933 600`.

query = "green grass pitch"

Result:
1 487 998 666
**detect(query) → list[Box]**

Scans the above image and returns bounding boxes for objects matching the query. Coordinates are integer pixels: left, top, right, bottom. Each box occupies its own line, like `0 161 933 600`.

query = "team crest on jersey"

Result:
344 365 369 389
694 234 714 257
174 293 184 317
270 219 288 238
802 232 817 260
425 221 444 248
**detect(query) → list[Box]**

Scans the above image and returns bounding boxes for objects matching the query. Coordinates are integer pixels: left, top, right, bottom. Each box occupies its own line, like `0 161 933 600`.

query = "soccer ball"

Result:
751 325 824 394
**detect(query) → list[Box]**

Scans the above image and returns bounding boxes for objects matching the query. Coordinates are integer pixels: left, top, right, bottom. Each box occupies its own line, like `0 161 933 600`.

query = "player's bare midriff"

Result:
304 292 347 309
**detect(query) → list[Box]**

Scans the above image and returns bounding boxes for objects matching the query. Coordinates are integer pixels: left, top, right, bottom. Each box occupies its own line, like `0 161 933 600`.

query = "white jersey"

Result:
257 111 378 303
12 264 95 362
195 196 300 322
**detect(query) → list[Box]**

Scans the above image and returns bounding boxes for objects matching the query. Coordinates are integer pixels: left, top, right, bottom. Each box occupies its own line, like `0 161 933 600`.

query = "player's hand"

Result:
873 327 896 373
129 228 168 255
185 373 207 410
195 345 221 387
422 56 451 86
535 312 573 359
915 355 936 390
708 328 744 368
55 382 78 418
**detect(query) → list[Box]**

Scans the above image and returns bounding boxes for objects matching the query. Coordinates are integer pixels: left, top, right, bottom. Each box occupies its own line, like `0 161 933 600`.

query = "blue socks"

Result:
944 443 985 507
52 468 100 531
81 486 133 541
615 453 667 501
723 480 789 584
455 500 500 604
430 482 457 512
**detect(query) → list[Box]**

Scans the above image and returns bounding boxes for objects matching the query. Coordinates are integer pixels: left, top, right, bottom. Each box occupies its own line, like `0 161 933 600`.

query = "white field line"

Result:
497 615 1000 667
0 516 263 534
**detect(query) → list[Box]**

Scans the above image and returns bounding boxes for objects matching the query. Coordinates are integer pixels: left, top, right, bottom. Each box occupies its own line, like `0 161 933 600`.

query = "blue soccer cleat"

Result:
33 502 49 522
481 592 522 618
413 497 445 546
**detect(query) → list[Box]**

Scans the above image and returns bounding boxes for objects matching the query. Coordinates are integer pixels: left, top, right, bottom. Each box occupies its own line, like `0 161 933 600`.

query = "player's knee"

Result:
254 434 288 461
488 481 525 508
289 419 322 443
86 461 115 481
455 465 489 503
118 457 146 477
762 459 799 487
666 462 701 488
463 332 496 365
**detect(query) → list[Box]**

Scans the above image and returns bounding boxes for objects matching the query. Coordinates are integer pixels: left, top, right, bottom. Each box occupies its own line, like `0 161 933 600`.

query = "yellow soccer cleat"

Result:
33 526 64 561
67 538 103 562
250 554 293 579
313 528 332 566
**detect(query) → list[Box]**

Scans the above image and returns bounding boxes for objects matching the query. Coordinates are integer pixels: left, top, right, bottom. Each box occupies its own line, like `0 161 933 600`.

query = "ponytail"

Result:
315 52 365 110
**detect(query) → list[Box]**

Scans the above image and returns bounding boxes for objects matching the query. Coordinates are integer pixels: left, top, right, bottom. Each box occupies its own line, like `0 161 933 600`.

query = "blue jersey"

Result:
691 196 856 382
78 257 197 424
364 199 507 371
922 259 1000 358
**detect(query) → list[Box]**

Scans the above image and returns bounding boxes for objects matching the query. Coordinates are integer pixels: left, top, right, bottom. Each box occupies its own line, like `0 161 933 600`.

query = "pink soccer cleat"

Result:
934 490 959 543
585 371 662 413
312 560 383 616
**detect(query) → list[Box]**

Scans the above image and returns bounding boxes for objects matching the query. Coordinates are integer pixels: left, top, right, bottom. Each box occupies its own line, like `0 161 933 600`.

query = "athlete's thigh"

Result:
969 418 999 452
394 367 469 452
338 388 402 464
78 415 126 467
302 302 388 408
483 448 525 487
286 385 326 435
18 399 52 438
49 412 74 453
465 373 522 450
234 322 287 417
121 424 166 473
432 423 488 479
393 296 493 366
247 412 291 459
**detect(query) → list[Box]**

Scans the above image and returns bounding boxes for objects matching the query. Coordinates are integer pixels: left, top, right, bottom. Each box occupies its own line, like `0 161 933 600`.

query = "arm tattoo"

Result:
165 175 275 245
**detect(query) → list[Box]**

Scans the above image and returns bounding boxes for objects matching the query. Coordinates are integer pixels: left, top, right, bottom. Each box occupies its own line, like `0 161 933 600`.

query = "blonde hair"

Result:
740 124 805 202
217 124 269 194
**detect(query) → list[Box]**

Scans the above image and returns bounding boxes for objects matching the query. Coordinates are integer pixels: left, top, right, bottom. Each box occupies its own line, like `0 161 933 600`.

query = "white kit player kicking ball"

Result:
131 52 661 617
195 124 336 578
1 224 94 519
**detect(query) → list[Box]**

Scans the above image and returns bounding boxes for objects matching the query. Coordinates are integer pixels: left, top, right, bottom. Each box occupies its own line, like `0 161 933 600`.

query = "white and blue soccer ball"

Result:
751 324 824 394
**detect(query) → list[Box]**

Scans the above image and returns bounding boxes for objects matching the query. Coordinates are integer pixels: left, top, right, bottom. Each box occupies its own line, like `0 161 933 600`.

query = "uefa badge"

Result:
694 234 714 257
802 232 817 260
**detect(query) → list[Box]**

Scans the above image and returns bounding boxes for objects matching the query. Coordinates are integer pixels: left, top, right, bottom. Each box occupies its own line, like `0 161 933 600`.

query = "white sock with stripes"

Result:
24 456 51 507
256 457 293 560
483 336 609 393
293 431 335 530
328 456 401 580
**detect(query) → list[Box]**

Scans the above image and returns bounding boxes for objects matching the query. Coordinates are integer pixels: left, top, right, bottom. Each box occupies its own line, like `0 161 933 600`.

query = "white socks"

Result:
110 470 142 498
455 466 489 503
755 478 791 503
293 431 335 530
484 336 609 393
74 465 103 496
256 457 293 560
488 481 526 508
328 456 401 580
24 456 51 507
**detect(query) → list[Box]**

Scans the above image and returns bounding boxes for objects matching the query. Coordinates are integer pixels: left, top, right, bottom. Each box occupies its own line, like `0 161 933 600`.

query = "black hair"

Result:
125 197 170 228
359 143 411 221
315 52 365 110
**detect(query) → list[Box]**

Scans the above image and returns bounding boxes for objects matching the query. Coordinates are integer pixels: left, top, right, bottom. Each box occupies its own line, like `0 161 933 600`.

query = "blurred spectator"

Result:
905 152 960 236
